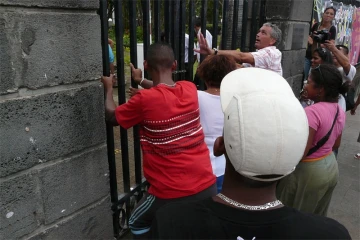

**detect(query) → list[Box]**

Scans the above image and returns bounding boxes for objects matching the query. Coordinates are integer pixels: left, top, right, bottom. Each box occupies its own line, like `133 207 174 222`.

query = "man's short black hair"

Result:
146 42 175 71
336 44 349 55
195 17 201 27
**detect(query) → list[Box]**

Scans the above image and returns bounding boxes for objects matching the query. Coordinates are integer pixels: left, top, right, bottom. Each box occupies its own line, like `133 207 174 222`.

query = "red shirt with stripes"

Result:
115 81 216 199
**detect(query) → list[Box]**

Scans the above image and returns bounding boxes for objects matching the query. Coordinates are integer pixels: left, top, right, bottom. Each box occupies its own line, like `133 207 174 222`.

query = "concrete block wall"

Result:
265 0 313 94
0 1 113 239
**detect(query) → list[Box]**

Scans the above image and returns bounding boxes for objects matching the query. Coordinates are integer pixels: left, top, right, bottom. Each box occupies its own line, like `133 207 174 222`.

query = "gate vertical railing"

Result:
153 0 160 42
179 0 186 80
241 0 249 51
187 0 195 80
99 0 120 237
249 0 260 51
221 0 229 50
199 0 207 90
212 0 219 49
100 0 267 238
232 0 240 49
172 0 181 81
115 0 133 237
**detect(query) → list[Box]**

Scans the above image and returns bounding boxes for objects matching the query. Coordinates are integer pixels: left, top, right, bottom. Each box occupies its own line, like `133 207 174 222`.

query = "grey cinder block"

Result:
0 173 40 239
281 49 306 78
29 196 113 240
0 82 106 177
0 10 101 94
38 146 109 224
0 0 99 9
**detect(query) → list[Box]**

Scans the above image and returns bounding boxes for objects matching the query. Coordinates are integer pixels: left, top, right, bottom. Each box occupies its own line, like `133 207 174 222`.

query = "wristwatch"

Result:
213 48 218 55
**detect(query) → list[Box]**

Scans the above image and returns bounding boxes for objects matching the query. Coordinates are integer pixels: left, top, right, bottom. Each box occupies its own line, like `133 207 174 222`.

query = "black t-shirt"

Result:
151 197 351 239
305 23 336 59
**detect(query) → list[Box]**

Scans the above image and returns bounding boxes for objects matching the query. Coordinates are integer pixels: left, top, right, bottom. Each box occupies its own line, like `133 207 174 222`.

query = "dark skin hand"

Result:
101 63 146 125
101 74 119 126
130 63 153 89
128 87 140 98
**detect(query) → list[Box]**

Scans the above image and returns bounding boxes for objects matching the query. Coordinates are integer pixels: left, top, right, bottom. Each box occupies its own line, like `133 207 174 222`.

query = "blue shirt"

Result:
109 45 114 63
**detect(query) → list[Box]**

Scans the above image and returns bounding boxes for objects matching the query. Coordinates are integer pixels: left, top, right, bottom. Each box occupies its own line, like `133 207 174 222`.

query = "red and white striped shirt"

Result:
115 81 216 199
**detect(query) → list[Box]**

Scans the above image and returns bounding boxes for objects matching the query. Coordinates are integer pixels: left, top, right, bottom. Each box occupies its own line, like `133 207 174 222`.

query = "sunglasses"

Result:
310 65 324 84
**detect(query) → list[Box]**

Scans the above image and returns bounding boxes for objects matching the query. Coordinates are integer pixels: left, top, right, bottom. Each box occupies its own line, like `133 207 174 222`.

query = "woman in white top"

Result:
196 55 237 193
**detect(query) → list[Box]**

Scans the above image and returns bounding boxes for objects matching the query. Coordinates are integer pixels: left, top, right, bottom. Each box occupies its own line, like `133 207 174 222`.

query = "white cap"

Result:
220 68 309 182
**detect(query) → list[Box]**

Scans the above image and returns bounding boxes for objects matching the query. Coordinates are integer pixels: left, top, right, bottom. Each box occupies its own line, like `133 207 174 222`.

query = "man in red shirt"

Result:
101 42 216 238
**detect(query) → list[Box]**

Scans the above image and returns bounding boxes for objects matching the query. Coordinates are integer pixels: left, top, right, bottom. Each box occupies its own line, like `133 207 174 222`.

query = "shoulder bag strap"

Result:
307 106 339 156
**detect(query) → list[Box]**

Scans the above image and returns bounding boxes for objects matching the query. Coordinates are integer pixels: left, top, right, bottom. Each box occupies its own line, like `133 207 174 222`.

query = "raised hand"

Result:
128 87 140 98
101 74 115 90
323 40 336 51
193 33 213 55
130 63 143 84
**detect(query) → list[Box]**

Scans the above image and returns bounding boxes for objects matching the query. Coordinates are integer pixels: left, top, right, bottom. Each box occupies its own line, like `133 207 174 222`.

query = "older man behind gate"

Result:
195 22 283 76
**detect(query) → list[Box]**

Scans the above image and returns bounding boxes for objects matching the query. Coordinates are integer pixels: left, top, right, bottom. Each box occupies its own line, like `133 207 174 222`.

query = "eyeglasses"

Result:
310 65 324 84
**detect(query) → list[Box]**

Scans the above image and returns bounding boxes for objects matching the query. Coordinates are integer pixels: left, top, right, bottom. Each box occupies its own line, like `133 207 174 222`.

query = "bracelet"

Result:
139 78 145 86
213 48 218 55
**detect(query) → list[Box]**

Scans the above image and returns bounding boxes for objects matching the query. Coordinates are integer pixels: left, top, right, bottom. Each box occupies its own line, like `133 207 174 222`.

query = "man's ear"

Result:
144 60 148 71
214 136 225 157
270 37 276 46
171 60 177 72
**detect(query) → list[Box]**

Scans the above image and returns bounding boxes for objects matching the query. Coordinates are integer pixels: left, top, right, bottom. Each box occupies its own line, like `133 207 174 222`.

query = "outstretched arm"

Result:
194 33 254 65
324 40 351 74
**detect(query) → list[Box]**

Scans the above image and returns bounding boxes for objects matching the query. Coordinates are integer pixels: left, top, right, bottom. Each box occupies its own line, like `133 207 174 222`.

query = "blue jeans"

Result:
304 58 311 81
216 175 224 193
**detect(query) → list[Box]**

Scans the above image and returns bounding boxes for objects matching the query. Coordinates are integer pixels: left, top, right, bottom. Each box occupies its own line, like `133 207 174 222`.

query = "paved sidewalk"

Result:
328 112 360 239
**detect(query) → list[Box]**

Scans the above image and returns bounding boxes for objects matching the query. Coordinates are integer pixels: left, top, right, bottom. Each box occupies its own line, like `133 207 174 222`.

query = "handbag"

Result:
306 106 339 156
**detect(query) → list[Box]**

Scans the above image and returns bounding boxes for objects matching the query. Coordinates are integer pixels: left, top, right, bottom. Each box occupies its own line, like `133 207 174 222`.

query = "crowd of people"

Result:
100 10 358 239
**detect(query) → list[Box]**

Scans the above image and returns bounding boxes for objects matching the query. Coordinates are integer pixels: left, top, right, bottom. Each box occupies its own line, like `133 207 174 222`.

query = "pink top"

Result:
305 102 346 159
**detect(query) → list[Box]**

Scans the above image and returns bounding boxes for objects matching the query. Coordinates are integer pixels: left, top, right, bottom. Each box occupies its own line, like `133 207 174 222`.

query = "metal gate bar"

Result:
154 0 161 42
164 1 171 45
241 0 249 51
232 0 240 50
221 0 229 50
173 0 181 81
114 0 131 237
200 0 208 64
212 0 219 49
179 0 186 80
250 0 260 52
99 0 120 237
259 0 267 27
187 0 195 80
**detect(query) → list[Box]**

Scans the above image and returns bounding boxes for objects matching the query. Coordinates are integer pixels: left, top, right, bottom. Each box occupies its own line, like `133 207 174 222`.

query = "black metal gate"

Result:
99 0 266 238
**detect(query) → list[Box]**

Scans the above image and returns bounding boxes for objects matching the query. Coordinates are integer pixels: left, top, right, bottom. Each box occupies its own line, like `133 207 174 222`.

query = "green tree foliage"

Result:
107 0 223 32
